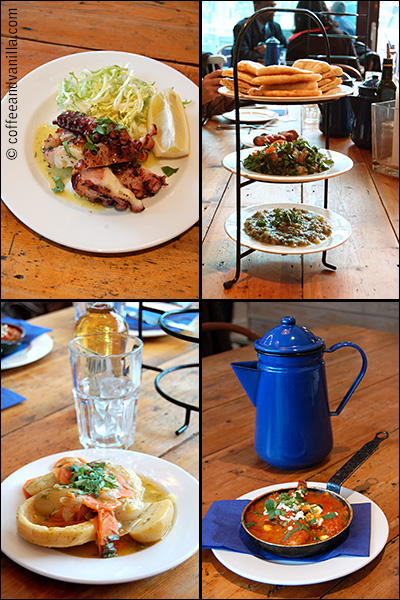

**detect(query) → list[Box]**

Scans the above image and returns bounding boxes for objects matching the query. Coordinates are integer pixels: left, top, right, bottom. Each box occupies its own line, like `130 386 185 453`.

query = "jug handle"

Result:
324 342 367 416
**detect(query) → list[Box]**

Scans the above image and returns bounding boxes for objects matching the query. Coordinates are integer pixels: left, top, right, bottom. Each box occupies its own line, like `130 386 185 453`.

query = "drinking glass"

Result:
69 333 143 449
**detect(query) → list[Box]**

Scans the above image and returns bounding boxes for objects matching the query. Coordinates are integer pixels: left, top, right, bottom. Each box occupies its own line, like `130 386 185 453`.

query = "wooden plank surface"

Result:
202 324 399 598
202 108 399 299
1 1 199 299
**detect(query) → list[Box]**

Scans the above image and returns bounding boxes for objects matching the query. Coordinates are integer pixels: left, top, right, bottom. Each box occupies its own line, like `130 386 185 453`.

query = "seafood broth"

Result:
57 477 170 558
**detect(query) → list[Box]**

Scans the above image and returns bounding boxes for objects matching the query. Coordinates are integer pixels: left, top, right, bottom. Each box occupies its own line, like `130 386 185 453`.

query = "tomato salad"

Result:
243 138 334 177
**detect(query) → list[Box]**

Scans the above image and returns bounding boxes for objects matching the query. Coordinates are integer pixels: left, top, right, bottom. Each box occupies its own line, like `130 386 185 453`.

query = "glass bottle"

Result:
74 302 129 355
377 58 397 103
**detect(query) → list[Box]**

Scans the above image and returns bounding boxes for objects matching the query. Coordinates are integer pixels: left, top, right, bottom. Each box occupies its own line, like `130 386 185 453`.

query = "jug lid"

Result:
254 316 325 355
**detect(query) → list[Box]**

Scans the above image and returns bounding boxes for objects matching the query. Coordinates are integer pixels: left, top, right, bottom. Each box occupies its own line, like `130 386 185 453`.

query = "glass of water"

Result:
69 333 143 449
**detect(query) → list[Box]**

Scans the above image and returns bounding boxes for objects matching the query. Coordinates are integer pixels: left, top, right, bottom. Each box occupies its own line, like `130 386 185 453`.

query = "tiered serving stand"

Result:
219 7 353 289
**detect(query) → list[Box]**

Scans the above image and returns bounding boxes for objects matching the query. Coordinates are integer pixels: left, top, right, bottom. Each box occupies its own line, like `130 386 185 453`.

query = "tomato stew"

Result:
242 481 350 546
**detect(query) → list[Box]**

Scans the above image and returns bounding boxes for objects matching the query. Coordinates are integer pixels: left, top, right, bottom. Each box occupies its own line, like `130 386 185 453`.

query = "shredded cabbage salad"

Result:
56 64 156 138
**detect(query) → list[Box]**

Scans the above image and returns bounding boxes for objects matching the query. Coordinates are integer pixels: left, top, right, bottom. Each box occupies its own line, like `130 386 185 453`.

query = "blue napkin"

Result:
1 317 52 359
202 499 371 563
1 387 27 409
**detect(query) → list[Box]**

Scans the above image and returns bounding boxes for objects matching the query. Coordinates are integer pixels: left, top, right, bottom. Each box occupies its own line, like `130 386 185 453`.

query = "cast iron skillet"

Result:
241 431 389 558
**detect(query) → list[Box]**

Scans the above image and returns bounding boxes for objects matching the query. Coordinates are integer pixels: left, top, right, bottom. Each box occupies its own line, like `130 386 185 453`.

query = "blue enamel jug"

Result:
231 316 367 469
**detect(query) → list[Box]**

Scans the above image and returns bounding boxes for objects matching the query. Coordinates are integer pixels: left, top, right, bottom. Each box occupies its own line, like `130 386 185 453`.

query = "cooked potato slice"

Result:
33 487 77 517
24 472 57 497
16 496 97 547
129 499 174 543
114 497 145 522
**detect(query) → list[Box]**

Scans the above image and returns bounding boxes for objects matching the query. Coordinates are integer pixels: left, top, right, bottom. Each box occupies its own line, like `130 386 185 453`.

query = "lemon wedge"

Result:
148 89 189 158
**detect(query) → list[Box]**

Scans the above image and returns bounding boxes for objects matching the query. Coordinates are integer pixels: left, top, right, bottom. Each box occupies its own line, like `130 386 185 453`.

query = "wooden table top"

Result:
1 1 199 299
202 324 398 598
1 307 199 598
202 107 399 299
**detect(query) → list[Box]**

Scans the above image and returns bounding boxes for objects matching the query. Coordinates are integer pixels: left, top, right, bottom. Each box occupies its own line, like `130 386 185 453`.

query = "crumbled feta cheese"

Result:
295 511 305 520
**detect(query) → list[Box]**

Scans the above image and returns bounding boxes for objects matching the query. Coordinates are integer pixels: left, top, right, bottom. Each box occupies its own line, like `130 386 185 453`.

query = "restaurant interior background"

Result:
202 1 399 300
202 300 398 356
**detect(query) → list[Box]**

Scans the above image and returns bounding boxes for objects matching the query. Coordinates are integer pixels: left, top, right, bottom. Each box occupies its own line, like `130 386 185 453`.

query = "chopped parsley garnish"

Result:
61 462 119 497
52 177 65 193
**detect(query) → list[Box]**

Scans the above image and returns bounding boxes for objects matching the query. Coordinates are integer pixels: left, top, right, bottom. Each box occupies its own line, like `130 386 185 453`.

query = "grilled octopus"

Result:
42 111 167 212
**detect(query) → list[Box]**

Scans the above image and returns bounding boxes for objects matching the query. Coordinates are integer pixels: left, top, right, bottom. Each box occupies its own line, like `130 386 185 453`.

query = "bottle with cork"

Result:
377 43 397 103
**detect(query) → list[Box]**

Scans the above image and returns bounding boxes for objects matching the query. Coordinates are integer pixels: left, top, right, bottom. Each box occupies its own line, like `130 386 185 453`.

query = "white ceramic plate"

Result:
225 203 351 255
218 84 353 104
0 51 199 253
1 449 199 584
212 482 389 585
221 108 278 123
1 333 54 370
222 146 353 183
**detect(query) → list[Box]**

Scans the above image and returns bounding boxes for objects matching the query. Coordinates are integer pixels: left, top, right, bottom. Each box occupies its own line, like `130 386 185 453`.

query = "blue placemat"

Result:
1 317 52 358
203 499 371 563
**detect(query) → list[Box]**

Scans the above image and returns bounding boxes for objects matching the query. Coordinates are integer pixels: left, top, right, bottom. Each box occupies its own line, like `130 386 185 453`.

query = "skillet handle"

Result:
327 431 389 495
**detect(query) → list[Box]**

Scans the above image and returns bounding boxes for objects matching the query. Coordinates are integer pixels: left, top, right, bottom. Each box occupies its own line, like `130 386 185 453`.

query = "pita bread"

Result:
253 72 321 85
292 59 332 75
236 60 263 77
221 78 253 94
320 77 342 93
257 65 313 76
317 76 337 87
249 87 322 97
258 80 318 91
221 69 255 84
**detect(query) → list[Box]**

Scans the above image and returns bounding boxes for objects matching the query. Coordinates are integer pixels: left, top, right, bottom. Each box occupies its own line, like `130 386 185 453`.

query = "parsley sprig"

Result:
61 462 119 497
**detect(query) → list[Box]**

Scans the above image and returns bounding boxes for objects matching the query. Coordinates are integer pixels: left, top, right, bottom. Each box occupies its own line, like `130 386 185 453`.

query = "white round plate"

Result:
1 449 199 584
225 203 351 255
212 482 389 585
1 51 199 253
221 108 278 123
222 146 353 183
218 84 353 104
1 333 53 370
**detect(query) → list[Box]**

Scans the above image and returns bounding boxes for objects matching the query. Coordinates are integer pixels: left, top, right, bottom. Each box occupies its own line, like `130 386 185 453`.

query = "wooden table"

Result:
1 307 199 598
202 324 398 598
1 1 199 299
202 107 399 299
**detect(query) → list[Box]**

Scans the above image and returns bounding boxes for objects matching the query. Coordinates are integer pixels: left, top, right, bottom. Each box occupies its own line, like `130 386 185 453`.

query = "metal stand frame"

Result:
137 302 199 435
224 7 339 290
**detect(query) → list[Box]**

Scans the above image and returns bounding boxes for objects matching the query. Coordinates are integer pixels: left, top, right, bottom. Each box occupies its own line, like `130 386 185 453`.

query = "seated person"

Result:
233 1 287 64
202 68 234 123
286 0 361 74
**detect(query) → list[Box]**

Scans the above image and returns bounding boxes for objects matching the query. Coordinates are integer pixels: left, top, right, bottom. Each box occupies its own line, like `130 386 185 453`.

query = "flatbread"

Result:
253 72 321 85
221 69 255 84
293 59 343 80
320 77 342 92
317 76 337 87
236 60 263 77
292 59 332 75
248 87 322 97
256 65 313 76
258 80 318 91
221 78 253 94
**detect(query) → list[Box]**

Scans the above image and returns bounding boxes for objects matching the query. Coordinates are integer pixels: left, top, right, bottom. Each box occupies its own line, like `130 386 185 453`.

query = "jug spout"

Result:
231 361 260 407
